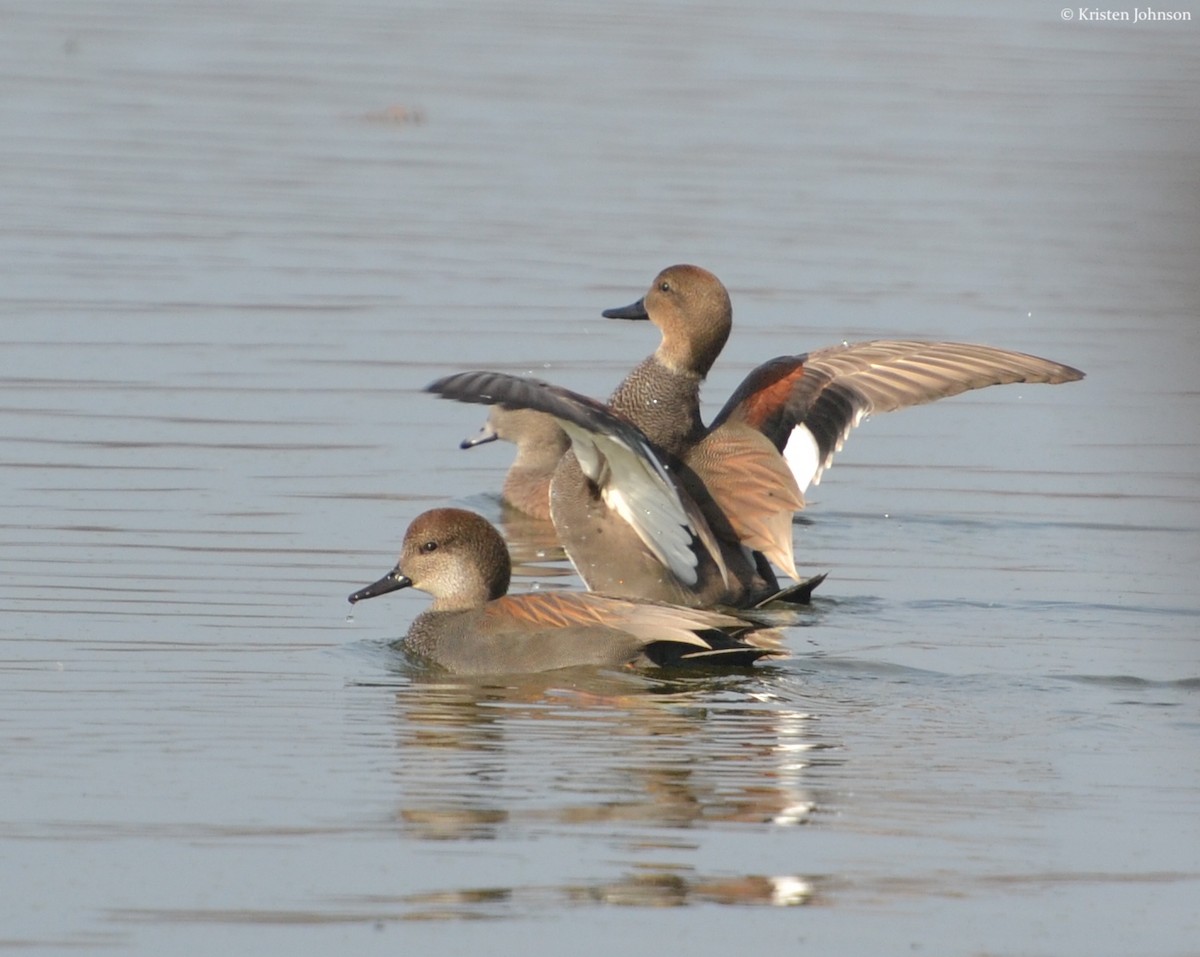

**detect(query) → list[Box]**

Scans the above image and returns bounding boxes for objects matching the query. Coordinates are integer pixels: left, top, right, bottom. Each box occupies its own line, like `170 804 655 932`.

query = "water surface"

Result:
2 1 1198 954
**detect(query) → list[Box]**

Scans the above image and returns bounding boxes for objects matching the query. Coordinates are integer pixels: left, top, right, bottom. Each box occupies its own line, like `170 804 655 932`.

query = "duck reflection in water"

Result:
346 663 839 911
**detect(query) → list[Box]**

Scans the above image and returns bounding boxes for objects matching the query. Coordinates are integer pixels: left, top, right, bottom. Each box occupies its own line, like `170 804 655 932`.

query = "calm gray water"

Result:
3 1 1198 954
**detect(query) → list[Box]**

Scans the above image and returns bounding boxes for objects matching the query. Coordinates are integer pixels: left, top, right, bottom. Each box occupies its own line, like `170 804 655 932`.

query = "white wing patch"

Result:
782 424 821 493
783 409 867 490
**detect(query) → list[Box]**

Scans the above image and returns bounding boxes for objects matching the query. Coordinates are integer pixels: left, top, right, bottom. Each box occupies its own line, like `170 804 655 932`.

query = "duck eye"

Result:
659 281 671 292
420 541 438 553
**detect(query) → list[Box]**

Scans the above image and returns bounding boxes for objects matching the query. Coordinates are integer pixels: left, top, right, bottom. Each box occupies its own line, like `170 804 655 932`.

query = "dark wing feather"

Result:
427 371 728 586
713 340 1083 489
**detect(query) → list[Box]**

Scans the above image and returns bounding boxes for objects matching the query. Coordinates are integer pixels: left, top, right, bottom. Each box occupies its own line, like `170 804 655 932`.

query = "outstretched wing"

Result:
712 341 1084 491
428 371 728 587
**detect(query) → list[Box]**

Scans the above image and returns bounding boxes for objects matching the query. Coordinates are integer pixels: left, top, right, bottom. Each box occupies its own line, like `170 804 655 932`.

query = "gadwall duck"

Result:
348 508 778 674
431 266 1084 608
460 406 567 521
